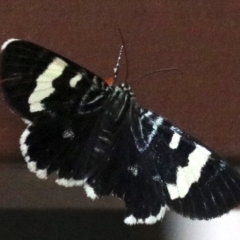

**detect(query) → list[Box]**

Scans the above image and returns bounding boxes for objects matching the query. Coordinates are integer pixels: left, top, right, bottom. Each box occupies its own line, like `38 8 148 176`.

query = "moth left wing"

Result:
130 108 240 221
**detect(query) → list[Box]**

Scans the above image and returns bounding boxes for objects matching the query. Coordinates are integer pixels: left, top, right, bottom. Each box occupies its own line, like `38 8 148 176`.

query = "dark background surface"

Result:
0 1 240 239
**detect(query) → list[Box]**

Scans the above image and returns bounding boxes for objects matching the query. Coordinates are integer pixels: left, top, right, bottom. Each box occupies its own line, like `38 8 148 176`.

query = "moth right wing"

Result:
129 108 240 221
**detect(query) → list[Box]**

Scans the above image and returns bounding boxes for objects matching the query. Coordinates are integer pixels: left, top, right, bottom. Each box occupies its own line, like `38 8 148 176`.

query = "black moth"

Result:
1 38 240 225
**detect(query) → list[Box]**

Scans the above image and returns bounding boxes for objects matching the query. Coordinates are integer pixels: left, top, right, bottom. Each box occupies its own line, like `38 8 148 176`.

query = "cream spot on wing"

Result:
84 184 98 200
62 129 75 139
167 184 180 200
20 124 32 157
145 215 157 225
169 132 181 149
156 205 167 220
128 165 138 176
69 73 82 87
167 144 211 200
56 178 84 187
29 57 68 112
124 215 137 225
36 169 47 179
27 161 37 173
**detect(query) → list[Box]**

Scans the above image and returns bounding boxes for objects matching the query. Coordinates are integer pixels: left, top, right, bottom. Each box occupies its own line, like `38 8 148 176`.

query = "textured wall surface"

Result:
0 1 240 239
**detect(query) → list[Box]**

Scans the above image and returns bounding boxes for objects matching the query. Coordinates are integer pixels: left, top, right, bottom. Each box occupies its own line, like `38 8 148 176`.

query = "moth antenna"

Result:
131 67 183 86
113 44 124 81
112 23 129 84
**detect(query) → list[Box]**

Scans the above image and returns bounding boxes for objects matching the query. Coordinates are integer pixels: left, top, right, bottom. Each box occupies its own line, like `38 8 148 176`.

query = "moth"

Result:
1 39 240 225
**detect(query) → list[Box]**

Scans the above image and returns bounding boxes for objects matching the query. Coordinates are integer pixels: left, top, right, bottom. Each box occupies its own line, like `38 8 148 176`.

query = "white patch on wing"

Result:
167 184 180 200
156 205 167 220
141 110 152 118
29 102 45 112
153 175 161 182
1 38 19 51
19 123 39 174
169 132 181 149
56 178 98 201
27 161 37 173
69 73 82 87
188 145 210 180
19 122 32 157
21 118 32 125
36 169 47 179
137 219 144 224
128 165 138 176
167 144 211 200
20 129 30 156
84 184 98 200
124 205 167 225
56 178 84 187
145 215 157 225
177 168 191 198
124 215 137 225
62 129 75 139
28 57 68 112
29 88 55 103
